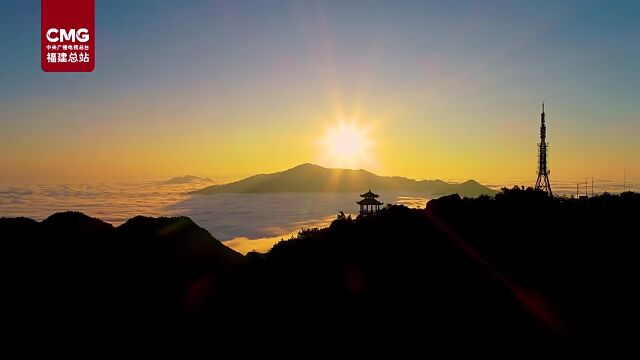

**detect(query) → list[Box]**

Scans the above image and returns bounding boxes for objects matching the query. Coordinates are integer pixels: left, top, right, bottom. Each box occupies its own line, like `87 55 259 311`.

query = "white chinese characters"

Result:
45 52 90 63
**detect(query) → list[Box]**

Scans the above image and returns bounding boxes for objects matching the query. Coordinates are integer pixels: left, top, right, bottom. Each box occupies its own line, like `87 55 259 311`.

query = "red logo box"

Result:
41 0 95 72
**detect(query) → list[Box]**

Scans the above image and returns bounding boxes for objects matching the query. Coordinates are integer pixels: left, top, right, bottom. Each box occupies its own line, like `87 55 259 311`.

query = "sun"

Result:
318 120 374 168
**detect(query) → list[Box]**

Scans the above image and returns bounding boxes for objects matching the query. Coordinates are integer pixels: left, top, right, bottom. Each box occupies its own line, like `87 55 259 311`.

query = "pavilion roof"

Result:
360 189 379 198
357 198 383 206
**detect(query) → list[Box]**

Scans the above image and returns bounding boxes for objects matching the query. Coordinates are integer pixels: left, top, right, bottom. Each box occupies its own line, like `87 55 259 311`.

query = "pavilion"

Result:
357 190 383 215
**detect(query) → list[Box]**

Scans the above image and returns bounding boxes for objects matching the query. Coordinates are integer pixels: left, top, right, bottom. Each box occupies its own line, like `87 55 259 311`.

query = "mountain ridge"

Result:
193 163 496 197
163 175 213 184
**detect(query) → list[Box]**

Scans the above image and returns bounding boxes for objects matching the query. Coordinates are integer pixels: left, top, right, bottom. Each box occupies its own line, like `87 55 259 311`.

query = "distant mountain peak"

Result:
288 163 373 172
164 175 213 184
286 163 325 171
194 163 496 197
296 162 320 168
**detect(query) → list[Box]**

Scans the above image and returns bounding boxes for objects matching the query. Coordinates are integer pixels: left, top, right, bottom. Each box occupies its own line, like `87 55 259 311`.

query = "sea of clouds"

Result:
1 179 633 253
0 181 428 253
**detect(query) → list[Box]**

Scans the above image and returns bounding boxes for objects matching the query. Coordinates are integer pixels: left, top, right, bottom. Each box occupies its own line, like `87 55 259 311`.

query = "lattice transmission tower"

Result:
535 103 553 196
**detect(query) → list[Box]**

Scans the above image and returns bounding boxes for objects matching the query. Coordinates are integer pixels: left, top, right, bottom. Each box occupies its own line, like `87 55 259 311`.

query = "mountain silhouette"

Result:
163 175 212 184
0 211 244 355
2 190 639 354
194 163 496 197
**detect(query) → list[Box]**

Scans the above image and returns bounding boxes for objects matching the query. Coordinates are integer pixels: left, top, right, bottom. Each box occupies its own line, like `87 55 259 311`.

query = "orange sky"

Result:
1 1 638 186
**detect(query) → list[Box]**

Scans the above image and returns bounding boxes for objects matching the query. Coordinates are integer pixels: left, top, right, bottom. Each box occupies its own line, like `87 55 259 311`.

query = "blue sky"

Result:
0 0 638 184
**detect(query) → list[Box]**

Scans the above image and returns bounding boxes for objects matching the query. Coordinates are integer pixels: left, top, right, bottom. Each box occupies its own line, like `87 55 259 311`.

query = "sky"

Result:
0 0 639 185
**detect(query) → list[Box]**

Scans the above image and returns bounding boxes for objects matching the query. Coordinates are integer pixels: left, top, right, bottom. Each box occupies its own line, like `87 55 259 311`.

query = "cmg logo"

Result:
46 28 90 43
41 0 95 72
